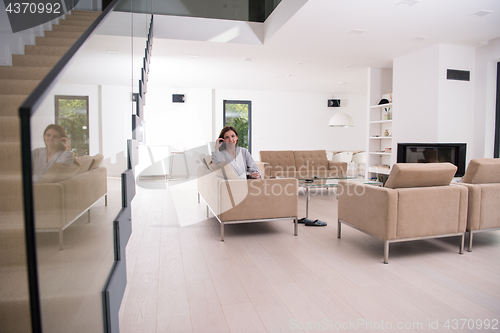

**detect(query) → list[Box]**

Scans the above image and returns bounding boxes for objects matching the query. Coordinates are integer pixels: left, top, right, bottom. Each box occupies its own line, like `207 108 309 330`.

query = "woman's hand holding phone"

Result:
58 138 70 151
216 138 226 151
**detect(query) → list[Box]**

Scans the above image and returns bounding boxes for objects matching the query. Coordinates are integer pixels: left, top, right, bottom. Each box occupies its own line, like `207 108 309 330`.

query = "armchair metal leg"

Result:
221 223 224 242
105 194 108 206
459 232 464 254
468 231 473 252
337 220 342 238
384 241 389 264
198 192 200 203
206 205 209 218
294 218 298 236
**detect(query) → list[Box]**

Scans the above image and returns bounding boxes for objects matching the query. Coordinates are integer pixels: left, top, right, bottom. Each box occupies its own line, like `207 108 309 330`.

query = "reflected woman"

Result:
212 126 261 179
32 124 74 181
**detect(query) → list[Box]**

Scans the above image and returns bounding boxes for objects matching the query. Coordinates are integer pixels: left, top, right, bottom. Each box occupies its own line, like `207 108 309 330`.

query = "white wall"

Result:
474 37 500 159
437 45 475 146
393 45 440 144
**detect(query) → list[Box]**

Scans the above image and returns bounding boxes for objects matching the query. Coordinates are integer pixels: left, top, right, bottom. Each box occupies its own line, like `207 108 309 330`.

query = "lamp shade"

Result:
329 113 354 127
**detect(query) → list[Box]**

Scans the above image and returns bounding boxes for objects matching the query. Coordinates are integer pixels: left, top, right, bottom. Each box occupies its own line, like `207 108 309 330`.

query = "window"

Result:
223 100 252 153
55 96 89 156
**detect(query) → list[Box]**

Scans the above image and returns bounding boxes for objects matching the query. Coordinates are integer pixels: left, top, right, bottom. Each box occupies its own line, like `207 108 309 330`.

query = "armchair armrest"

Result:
255 161 270 179
338 181 397 240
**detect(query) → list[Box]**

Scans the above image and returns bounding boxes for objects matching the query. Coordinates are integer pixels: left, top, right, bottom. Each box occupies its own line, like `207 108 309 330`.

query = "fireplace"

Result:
397 143 467 177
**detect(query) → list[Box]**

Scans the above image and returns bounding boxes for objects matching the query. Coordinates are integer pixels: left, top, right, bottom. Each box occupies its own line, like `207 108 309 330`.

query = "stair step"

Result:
0 116 20 142
44 30 83 39
0 172 23 213
64 14 99 22
0 225 27 267
12 54 61 67
58 19 94 27
70 10 101 17
35 36 77 47
24 45 70 57
0 142 21 173
0 95 27 116
0 66 51 80
0 79 40 95
52 24 88 33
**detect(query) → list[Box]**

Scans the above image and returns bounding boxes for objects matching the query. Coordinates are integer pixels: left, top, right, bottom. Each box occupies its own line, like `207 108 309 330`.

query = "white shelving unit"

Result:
367 102 393 177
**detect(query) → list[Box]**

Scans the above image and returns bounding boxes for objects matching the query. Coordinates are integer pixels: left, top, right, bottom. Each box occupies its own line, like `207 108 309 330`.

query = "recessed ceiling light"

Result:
345 64 356 68
107 50 119 54
471 10 493 18
348 29 365 35
297 61 308 65
188 54 199 58
411 36 428 42
245 58 255 62
396 0 420 7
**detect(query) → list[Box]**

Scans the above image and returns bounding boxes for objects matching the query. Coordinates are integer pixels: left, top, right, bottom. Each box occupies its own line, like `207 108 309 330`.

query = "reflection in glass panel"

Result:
25 6 137 332
55 96 90 157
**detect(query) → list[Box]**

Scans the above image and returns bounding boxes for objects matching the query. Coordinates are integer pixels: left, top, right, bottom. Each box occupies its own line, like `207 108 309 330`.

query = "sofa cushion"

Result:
462 158 500 184
260 151 296 176
385 163 457 189
75 155 93 174
38 161 81 183
89 154 104 170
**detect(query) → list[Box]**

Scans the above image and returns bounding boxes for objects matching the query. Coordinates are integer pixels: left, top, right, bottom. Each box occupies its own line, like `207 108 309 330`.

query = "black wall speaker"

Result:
172 94 185 103
447 69 470 81
328 99 341 107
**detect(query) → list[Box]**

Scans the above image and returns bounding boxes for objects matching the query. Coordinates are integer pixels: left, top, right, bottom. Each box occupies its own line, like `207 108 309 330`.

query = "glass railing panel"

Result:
23 3 139 331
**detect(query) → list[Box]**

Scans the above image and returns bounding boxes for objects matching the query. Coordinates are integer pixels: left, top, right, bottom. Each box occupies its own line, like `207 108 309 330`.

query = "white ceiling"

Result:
63 0 500 95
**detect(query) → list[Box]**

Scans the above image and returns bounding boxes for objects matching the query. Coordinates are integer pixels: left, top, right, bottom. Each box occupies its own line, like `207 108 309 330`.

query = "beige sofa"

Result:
33 154 107 249
259 150 347 178
337 163 468 263
458 158 500 251
197 156 298 241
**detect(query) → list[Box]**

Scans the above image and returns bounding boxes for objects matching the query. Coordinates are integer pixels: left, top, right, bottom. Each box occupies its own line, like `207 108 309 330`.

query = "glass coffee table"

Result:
297 177 383 218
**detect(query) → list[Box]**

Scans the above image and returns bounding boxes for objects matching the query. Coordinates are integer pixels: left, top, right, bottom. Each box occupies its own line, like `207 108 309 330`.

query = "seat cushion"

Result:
462 158 500 184
385 163 456 189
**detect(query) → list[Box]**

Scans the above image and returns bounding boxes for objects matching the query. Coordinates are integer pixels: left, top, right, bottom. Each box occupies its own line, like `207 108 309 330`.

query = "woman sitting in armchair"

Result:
212 126 261 179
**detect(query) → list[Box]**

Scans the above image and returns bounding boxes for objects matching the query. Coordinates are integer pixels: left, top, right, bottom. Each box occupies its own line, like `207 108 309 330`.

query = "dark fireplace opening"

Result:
397 143 467 177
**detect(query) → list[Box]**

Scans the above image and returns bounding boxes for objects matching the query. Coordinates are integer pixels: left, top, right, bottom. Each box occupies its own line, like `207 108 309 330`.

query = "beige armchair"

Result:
197 155 298 241
458 158 500 251
337 163 468 263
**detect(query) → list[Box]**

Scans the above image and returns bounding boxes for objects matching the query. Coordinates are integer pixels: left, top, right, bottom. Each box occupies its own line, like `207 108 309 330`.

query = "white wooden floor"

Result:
119 179 500 333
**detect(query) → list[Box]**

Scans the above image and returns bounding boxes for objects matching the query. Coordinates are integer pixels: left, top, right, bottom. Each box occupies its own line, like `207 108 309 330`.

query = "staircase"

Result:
0 10 100 332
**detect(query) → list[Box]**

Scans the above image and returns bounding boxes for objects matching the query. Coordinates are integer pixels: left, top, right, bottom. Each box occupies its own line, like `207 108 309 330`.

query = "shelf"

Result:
370 103 392 109
368 167 391 175
369 136 392 139
370 120 392 124
369 152 392 155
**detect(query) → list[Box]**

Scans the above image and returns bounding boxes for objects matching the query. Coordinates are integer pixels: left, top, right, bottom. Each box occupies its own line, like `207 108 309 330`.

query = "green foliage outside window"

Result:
56 97 89 157
224 102 250 151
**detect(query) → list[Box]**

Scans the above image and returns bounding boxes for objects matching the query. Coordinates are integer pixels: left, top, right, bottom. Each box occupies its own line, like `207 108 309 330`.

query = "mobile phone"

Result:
218 139 226 151
58 138 66 151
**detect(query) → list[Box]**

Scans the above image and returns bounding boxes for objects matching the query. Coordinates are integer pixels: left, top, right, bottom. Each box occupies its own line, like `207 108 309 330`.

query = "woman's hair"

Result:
218 126 239 144
43 124 68 144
